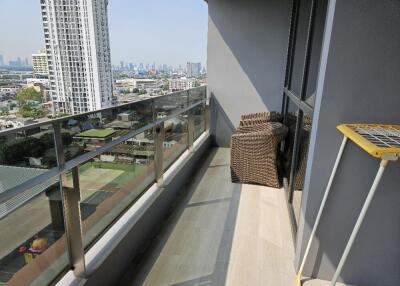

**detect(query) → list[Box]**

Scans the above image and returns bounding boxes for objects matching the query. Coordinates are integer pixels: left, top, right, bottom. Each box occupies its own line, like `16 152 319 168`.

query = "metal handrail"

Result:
0 85 209 283
0 99 205 204
0 86 206 136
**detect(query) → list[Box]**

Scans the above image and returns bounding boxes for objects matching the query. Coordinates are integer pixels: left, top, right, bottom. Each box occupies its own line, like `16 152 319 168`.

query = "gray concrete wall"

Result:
296 1 400 285
207 0 291 146
84 138 211 286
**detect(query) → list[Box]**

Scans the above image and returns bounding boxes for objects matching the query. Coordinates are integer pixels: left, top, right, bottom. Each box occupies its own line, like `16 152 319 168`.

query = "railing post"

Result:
53 122 65 166
205 97 211 132
188 111 195 152
62 168 86 278
186 88 195 152
53 122 86 278
154 123 165 186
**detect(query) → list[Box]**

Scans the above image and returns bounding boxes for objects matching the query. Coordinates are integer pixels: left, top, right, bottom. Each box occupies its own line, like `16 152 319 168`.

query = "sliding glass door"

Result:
281 0 328 235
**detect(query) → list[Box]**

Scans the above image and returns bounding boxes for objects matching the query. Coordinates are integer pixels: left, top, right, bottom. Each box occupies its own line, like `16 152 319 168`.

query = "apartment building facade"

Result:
32 50 49 76
40 0 113 115
169 77 197 92
187 62 201 78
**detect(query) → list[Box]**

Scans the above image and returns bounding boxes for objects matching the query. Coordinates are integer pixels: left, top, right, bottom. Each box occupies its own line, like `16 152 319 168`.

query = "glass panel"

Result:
154 90 188 119
288 0 328 107
0 177 68 285
282 96 298 129
188 86 206 104
193 104 205 140
304 0 328 107
0 124 57 198
284 105 313 226
289 0 312 97
69 131 155 249
163 114 188 171
56 99 154 161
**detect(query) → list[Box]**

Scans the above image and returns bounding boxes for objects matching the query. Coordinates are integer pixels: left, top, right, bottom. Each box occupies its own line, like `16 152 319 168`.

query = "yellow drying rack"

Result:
296 124 400 286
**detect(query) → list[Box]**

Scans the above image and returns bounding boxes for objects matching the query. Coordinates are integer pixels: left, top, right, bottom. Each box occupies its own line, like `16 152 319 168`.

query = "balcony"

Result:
0 87 352 286
118 147 296 286
2 0 400 285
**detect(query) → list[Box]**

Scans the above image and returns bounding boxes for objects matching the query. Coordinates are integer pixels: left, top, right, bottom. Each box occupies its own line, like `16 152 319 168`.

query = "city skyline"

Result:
0 55 205 71
0 0 208 67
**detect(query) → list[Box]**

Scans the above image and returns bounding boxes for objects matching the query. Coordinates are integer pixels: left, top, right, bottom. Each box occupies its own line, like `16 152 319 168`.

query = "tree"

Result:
42 155 57 168
21 137 46 158
0 137 46 165
40 132 55 149
61 132 73 146
19 105 45 118
16 87 42 105
132 88 139 93
40 132 72 149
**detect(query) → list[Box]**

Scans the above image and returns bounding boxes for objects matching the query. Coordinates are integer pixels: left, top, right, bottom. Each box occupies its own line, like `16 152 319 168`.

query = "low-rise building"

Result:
0 85 19 95
73 128 116 151
169 77 197 92
115 78 159 91
32 50 49 76
26 78 50 88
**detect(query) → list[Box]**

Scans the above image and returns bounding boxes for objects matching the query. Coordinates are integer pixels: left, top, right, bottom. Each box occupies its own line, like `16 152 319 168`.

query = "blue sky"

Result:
0 0 208 67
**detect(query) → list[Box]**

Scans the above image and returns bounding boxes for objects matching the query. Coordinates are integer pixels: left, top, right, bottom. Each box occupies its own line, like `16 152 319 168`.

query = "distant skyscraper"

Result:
120 61 124 70
187 62 201 78
24 58 29 67
32 50 49 76
0 55 3 66
40 0 113 115
9 58 22 68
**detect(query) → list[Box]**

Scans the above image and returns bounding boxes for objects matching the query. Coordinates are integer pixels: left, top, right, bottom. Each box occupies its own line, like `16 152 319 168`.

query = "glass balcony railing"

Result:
0 86 208 285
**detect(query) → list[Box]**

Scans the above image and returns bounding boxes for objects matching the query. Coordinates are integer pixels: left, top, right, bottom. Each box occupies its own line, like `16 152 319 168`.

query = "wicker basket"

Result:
231 122 287 188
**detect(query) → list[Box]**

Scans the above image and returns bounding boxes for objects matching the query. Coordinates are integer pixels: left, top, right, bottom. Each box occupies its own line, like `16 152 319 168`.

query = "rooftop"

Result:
75 128 116 138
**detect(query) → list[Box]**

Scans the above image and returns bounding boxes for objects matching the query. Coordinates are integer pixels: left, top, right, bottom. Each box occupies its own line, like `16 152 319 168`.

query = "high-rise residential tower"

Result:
187 62 201 78
40 0 113 115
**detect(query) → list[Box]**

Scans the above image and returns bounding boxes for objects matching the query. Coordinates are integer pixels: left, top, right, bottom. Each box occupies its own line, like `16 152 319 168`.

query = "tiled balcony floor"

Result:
119 148 353 286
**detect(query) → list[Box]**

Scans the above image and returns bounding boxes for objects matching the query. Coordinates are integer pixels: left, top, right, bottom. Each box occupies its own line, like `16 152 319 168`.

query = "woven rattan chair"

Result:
231 122 288 188
239 111 282 126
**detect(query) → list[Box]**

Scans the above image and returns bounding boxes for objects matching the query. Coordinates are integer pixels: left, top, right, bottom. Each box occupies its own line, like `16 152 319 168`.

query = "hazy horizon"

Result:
0 0 208 67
